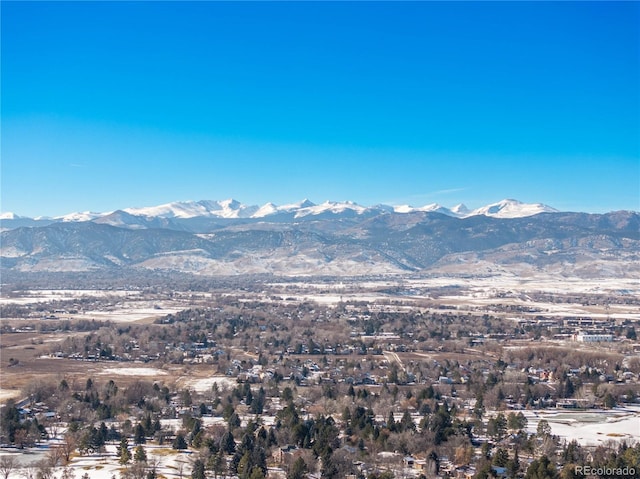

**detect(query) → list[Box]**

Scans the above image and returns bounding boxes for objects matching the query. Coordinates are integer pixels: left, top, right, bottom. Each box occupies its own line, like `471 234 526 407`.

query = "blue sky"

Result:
2 1 638 217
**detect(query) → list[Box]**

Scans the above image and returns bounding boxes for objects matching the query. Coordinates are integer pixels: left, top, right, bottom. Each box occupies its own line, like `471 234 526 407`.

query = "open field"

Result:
0 443 199 479
524 406 640 446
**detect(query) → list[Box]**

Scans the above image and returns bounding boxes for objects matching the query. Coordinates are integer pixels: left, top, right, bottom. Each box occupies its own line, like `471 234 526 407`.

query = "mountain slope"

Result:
1 210 637 277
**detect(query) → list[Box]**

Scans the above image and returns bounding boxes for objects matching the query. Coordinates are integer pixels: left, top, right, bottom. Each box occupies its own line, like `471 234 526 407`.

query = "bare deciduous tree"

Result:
20 463 38 479
61 431 78 465
0 456 18 479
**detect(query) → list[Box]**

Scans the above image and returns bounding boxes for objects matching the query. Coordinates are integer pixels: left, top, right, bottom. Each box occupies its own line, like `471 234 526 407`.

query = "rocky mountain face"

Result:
1 208 638 278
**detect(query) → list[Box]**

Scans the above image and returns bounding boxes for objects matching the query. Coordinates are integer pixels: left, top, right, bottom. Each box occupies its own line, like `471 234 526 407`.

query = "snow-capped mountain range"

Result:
1 198 637 278
0 198 558 225
106 198 558 220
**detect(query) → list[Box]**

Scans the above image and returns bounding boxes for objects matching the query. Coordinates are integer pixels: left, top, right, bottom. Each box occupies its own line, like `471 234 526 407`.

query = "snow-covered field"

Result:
259 276 640 323
0 289 186 323
274 276 640 296
182 376 239 393
408 275 639 296
0 443 196 479
0 290 140 305
99 367 169 377
524 406 640 446
81 307 184 323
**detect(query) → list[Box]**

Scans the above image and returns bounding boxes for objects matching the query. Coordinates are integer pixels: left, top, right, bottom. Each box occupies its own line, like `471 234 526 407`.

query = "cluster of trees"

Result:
3 370 640 479
0 401 48 448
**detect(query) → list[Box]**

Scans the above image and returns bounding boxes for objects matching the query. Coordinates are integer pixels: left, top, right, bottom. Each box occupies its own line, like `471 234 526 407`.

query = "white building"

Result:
574 332 614 342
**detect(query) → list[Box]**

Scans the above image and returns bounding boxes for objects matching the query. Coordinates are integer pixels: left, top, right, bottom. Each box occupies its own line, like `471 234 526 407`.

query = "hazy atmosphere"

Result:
2 1 638 217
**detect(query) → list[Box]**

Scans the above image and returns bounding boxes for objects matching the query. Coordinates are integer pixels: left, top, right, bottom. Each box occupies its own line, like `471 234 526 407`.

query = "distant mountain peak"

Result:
470 199 558 218
451 203 470 215
393 203 447 214
219 198 241 209
57 211 106 222
295 200 368 218
370 198 554 219
299 198 315 208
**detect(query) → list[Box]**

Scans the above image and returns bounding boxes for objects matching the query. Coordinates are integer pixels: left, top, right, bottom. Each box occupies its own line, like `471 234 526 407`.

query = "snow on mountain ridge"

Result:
469 199 558 218
451 204 470 215
252 199 318 218
122 199 258 219
123 201 205 218
293 200 368 218
393 203 455 215
3 198 560 222
57 211 107 222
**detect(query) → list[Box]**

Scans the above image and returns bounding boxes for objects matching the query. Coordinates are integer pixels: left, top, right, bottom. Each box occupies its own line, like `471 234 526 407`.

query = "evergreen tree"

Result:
474 460 492 479
507 412 527 432
524 455 558 479
250 388 266 414
142 415 153 436
117 437 131 465
430 404 453 445
312 416 339 458
537 420 552 438
0 400 21 444
492 448 509 467
267 428 277 447
603 392 616 409
400 410 416 432
173 433 188 450
487 413 507 441
506 449 520 478
248 467 265 479
563 378 575 398
134 424 146 445
99 423 109 445
386 411 396 433
134 445 147 463
208 451 226 479
108 425 121 442
192 430 205 449
221 431 236 454
288 457 307 479
473 393 485 420
228 412 241 430
234 452 250 477
191 459 205 479
319 452 338 479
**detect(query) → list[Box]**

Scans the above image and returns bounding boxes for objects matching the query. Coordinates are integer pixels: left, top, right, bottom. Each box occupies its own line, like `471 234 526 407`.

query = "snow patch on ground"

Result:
523 407 640 446
99 367 168 377
1 444 196 479
180 376 238 393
